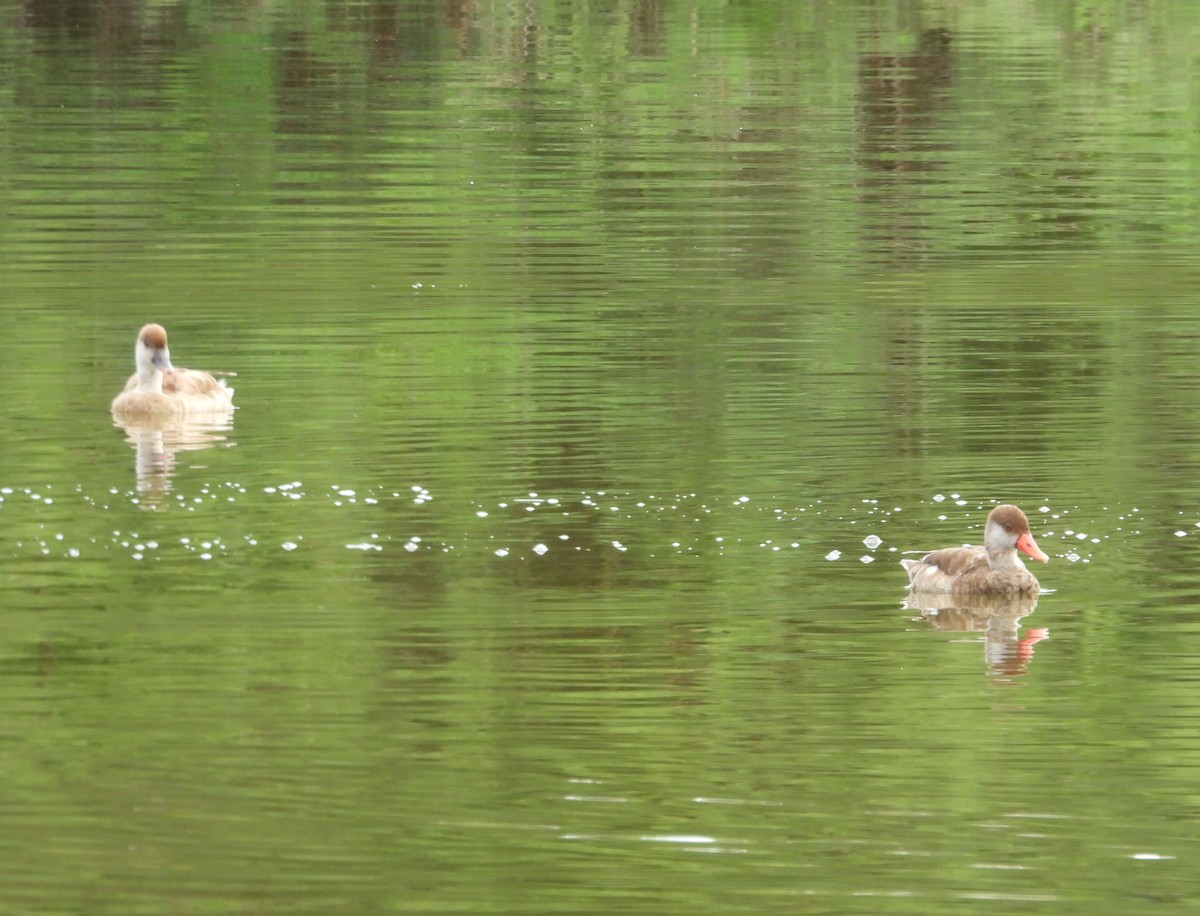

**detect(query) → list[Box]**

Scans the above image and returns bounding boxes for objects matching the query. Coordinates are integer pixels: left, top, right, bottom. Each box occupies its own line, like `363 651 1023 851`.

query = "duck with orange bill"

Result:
111 324 235 419
901 504 1049 596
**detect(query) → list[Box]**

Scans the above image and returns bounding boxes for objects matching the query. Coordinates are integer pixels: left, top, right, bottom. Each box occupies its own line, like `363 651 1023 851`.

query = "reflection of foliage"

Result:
2 10 1200 908
3 0 1200 261
2 3 1200 552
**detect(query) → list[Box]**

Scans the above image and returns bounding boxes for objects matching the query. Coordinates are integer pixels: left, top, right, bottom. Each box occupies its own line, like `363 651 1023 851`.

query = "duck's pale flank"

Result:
900 504 1049 596
111 323 235 418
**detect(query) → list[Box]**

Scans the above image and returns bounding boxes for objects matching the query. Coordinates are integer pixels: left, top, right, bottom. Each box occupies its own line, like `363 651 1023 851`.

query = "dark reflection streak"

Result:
629 0 666 59
340 0 463 68
24 0 103 33
22 0 148 90
884 311 922 459
857 27 955 266
441 1 482 59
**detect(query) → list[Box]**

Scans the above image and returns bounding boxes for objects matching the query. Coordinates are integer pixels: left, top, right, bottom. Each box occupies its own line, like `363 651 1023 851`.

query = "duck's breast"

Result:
953 564 1041 597
111 389 183 418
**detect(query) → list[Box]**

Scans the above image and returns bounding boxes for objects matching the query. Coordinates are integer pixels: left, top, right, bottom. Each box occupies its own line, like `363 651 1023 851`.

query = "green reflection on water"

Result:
2 1 1200 912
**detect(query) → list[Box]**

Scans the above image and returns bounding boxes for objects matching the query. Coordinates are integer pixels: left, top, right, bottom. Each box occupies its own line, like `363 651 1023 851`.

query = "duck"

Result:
111 324 235 419
900 504 1049 596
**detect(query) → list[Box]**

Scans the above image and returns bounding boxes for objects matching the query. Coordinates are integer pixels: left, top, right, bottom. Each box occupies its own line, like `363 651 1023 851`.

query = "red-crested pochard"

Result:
111 324 235 419
901 504 1049 596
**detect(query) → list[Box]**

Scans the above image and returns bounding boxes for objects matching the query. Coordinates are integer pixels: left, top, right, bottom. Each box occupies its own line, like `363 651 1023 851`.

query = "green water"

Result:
3 1 1200 912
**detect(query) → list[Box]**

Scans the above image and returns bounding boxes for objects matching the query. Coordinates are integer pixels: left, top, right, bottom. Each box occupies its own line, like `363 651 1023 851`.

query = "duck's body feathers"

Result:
111 324 235 419
900 504 1048 597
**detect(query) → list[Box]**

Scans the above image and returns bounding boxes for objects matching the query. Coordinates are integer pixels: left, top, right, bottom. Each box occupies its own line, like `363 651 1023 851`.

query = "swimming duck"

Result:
900 504 1049 596
111 324 235 418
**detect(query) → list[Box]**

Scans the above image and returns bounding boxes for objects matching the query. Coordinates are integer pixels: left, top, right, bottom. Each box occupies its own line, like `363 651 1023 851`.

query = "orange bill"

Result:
1017 531 1049 563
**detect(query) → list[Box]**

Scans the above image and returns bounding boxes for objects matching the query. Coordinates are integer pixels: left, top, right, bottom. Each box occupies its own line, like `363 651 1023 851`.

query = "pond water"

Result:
3 1 1200 912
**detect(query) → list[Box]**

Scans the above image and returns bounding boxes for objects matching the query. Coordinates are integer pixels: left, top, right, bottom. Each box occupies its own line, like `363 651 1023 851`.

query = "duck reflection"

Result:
905 591 1049 678
114 414 236 509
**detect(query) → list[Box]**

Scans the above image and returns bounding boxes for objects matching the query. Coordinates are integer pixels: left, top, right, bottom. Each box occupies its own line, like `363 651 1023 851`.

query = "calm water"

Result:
3 1 1200 912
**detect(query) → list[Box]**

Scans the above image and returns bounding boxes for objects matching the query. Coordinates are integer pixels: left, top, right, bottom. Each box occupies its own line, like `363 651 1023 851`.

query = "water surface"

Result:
3 2 1200 912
